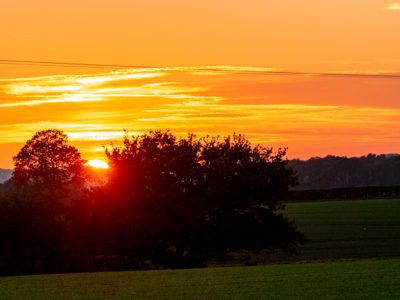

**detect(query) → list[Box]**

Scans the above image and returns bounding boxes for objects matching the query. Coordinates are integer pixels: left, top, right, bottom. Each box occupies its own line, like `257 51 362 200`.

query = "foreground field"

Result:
1 259 399 299
282 198 400 261
1 199 399 299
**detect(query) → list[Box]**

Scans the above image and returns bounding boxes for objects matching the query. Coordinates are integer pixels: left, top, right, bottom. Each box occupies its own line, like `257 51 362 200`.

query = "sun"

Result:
87 159 109 169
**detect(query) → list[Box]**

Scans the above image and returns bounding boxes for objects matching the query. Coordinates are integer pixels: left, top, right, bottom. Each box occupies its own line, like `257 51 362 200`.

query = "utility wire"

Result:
0 62 114 69
2 59 400 79
0 59 152 70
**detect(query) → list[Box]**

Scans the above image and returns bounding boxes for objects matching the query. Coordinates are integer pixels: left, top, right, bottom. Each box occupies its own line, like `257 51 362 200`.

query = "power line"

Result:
203 68 400 79
240 71 400 79
0 59 153 70
2 59 400 79
0 61 113 69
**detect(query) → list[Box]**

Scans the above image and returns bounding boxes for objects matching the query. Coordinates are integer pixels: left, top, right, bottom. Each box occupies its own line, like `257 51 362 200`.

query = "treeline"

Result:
0 130 305 276
290 185 400 202
290 154 400 190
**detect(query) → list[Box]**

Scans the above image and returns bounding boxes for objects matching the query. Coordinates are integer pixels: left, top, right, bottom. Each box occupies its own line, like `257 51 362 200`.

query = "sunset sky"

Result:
1 0 400 168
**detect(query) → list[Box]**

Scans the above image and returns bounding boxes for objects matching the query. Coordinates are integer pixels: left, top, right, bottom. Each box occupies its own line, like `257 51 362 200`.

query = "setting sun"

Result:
87 159 109 169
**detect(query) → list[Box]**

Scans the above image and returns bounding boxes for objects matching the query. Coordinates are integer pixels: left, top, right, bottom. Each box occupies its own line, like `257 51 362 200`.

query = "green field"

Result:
282 198 400 261
1 259 400 299
1 198 400 299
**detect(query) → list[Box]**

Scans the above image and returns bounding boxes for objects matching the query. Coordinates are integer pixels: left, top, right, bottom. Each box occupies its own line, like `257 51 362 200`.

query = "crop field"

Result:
283 198 400 261
1 198 400 299
1 258 400 299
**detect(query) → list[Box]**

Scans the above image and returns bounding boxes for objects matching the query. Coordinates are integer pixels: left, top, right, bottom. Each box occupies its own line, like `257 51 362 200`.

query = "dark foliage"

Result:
290 185 400 202
98 131 304 268
0 130 87 275
0 130 305 275
290 154 400 190
12 129 85 188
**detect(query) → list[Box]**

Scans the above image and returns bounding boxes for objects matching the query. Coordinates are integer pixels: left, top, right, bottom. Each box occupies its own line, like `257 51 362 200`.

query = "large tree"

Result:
1 130 87 274
102 130 305 268
13 129 85 188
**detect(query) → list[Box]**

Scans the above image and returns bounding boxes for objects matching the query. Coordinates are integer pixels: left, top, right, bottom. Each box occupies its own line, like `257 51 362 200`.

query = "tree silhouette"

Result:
290 154 400 190
0 129 306 274
102 130 305 267
0 130 87 275
13 129 85 188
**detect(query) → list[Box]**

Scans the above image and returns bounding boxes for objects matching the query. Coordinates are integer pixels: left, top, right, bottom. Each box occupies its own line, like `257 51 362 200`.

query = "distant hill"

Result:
289 154 400 190
0 169 12 183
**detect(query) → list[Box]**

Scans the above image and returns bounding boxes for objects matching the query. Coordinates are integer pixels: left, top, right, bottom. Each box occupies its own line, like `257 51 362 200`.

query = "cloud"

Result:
2 66 400 168
0 70 203 107
386 2 400 10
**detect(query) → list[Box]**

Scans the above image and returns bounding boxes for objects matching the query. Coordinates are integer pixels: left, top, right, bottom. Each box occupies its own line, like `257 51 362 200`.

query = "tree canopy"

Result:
0 130 87 274
12 129 85 187
101 130 305 267
0 129 305 274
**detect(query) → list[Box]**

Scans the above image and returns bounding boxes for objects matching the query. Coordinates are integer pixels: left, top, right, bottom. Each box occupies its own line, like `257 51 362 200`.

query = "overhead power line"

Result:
1 59 400 79
0 59 152 70
231 70 400 79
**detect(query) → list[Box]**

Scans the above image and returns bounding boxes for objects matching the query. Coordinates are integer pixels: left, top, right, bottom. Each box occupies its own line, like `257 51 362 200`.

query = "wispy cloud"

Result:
1 66 400 167
0 95 105 107
0 71 196 107
386 2 400 10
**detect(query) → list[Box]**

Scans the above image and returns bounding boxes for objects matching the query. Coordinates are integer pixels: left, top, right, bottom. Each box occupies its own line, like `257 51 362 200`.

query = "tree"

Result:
2 130 87 274
0 129 306 274
13 129 85 188
198 134 303 257
102 130 305 268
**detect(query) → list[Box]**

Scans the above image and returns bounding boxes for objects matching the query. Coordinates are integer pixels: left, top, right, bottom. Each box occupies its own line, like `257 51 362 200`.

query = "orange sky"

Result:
1 1 400 168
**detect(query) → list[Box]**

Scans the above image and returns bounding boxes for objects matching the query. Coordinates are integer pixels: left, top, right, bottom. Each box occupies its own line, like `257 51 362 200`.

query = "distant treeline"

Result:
290 185 400 202
289 154 400 190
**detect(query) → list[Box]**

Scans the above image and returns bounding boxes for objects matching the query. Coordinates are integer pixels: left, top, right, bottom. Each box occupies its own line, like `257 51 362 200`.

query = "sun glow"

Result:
87 159 109 169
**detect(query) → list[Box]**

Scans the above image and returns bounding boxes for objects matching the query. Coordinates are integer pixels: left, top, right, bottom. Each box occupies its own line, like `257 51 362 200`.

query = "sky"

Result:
1 0 400 168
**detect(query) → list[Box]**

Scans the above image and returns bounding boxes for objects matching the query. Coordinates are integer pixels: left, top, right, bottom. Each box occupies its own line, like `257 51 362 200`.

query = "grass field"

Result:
280 198 400 261
1 258 400 299
1 198 399 299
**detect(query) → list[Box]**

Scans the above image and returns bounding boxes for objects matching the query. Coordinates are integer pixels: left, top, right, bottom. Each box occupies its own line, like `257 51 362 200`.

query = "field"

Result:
283 198 400 261
1 259 400 299
1 198 400 299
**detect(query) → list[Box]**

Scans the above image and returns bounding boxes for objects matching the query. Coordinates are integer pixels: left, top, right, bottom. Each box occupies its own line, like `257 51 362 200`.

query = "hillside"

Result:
0 169 12 183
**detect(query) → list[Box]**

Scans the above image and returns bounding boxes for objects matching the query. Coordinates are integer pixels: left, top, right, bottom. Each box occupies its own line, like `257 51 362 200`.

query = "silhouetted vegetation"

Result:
290 185 400 201
13 129 86 188
291 154 400 190
0 130 305 275
0 130 87 274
